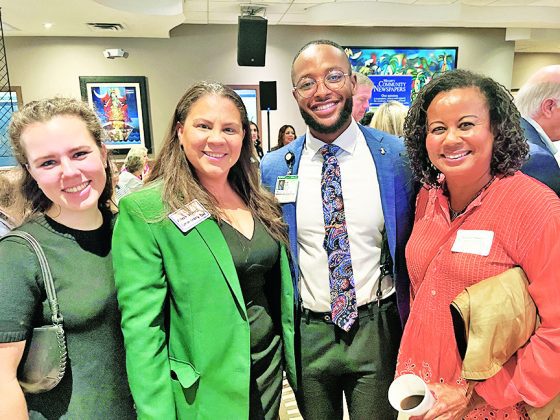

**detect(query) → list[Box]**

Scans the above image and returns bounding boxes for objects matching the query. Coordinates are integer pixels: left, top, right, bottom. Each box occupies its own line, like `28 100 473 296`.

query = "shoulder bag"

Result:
1 230 67 394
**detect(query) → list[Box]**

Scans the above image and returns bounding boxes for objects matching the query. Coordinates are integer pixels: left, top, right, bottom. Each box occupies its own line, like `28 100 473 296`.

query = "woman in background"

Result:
121 145 149 180
116 153 144 203
112 82 297 419
272 124 296 150
0 172 20 236
369 100 408 137
0 97 134 418
397 69 560 419
250 121 264 159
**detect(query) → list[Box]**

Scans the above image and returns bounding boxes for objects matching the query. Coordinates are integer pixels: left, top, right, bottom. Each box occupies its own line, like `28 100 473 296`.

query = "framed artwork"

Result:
79 76 152 154
227 84 263 145
343 46 458 107
0 86 23 168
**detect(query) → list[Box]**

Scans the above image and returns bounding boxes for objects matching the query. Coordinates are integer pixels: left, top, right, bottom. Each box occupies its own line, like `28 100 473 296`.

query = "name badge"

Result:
168 199 211 233
274 175 299 203
451 229 494 256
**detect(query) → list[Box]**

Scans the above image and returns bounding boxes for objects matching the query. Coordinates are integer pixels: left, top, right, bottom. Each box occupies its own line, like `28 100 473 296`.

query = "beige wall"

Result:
5 25 514 152
511 53 560 89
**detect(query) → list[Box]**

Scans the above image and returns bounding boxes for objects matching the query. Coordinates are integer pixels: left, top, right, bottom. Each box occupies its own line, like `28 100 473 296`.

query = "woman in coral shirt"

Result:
397 69 560 419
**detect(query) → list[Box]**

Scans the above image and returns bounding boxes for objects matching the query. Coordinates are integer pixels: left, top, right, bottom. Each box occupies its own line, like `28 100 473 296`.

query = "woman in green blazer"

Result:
112 82 297 419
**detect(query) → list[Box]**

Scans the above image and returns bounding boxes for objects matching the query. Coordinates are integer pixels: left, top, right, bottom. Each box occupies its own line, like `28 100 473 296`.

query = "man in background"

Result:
351 71 374 123
514 64 560 195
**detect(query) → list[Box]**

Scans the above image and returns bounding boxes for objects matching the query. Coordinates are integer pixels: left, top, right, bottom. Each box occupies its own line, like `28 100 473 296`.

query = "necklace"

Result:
448 176 496 221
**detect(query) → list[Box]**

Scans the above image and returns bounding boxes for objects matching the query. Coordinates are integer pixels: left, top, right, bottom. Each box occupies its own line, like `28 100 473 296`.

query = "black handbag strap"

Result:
1 231 63 325
376 226 393 304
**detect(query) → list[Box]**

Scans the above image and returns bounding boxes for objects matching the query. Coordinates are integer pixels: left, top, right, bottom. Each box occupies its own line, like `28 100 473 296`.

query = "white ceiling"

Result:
1 0 559 52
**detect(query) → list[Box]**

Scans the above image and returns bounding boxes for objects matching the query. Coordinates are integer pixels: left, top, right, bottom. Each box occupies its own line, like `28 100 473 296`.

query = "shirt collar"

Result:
524 116 558 155
304 119 359 158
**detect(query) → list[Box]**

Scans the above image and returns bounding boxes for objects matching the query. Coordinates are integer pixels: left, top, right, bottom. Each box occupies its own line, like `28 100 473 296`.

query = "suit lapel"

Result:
282 137 305 278
194 219 246 314
361 126 398 260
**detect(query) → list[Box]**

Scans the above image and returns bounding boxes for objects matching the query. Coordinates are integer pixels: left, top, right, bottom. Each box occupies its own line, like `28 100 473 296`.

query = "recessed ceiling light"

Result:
43 22 53 30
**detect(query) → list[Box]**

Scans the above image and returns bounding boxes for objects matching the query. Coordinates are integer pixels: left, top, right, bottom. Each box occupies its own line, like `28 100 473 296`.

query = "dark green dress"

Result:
220 218 283 420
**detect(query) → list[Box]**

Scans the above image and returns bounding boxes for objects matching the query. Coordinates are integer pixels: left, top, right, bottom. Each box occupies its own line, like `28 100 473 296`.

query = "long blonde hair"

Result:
369 100 408 136
147 82 287 244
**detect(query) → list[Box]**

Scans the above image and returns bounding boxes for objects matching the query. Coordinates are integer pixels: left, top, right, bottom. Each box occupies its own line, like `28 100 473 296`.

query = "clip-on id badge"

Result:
168 199 211 232
275 175 299 203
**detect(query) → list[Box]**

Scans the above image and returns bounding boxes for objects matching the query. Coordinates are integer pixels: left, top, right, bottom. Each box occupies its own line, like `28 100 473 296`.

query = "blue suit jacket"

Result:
261 124 417 324
520 117 560 196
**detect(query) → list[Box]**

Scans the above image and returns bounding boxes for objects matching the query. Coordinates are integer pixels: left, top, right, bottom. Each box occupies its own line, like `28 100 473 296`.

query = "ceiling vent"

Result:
86 23 126 32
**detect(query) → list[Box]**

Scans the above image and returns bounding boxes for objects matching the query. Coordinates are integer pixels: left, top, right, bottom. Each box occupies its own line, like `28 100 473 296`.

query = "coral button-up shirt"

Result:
397 172 560 417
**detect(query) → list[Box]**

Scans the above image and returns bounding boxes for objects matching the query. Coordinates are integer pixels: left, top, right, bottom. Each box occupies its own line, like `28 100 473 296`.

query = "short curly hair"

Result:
403 69 528 186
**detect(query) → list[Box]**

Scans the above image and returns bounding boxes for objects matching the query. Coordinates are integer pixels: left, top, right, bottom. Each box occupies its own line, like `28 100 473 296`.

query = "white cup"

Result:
388 374 435 416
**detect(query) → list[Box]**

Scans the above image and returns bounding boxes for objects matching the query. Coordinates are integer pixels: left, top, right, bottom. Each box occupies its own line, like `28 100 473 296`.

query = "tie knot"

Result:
320 144 340 160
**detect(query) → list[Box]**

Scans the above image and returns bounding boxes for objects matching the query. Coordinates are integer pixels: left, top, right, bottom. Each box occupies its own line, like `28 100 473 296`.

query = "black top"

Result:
0 211 135 419
219 217 283 420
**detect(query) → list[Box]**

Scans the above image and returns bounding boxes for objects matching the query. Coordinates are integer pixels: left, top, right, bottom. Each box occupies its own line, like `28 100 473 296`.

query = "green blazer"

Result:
112 184 297 419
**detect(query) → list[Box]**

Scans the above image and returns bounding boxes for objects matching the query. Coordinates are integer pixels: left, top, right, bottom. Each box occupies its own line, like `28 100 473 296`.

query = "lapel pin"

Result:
380 147 386 155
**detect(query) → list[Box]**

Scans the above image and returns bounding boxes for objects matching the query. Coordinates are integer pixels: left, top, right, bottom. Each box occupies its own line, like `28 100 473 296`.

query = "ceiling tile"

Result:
377 0 416 4
412 0 456 4
183 11 209 23
460 0 496 5
184 1 208 13
488 0 542 5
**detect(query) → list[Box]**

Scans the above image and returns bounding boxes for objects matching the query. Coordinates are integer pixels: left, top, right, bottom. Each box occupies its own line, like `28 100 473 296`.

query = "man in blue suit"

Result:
514 64 560 196
261 40 416 419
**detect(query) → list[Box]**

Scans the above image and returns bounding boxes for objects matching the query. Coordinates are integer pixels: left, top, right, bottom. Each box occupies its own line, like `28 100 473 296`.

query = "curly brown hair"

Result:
8 97 113 215
403 69 528 186
147 82 287 244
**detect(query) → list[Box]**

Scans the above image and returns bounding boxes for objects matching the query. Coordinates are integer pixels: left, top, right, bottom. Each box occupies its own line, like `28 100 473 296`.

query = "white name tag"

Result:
168 199 211 233
451 229 494 256
274 175 299 203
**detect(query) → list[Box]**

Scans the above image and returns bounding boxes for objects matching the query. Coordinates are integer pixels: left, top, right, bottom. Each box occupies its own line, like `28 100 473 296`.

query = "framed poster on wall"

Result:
343 47 458 107
79 76 152 154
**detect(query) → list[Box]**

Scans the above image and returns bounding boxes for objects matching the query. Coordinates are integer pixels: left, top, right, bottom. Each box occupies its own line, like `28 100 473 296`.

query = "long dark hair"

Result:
277 124 296 147
403 69 528 186
147 82 287 244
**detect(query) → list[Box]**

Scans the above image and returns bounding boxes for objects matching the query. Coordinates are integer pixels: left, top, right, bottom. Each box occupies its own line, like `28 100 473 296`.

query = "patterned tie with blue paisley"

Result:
320 144 358 332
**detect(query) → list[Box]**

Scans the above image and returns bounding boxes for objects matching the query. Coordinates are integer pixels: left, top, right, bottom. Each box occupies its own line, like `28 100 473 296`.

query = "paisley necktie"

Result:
320 144 357 331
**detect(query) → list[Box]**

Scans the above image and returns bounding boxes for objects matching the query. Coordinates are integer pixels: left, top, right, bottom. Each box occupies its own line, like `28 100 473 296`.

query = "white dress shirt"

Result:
296 120 395 312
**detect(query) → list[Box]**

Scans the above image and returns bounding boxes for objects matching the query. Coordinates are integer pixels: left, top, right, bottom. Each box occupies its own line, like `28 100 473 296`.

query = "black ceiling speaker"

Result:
237 16 268 67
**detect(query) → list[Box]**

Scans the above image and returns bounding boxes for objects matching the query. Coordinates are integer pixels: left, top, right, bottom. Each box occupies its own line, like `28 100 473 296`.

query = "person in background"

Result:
261 39 416 420
272 124 297 151
0 172 21 236
250 121 264 159
352 71 374 123
359 110 375 127
107 158 120 212
0 97 135 418
122 144 149 180
397 69 560 418
514 64 560 195
116 153 144 203
369 100 409 137
112 82 297 419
